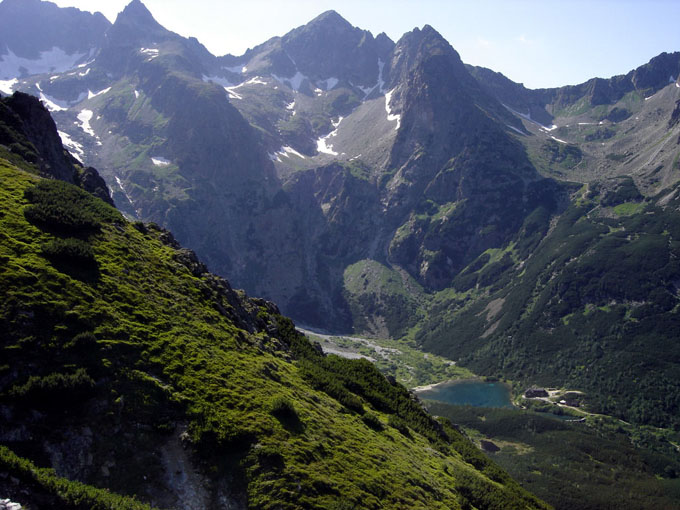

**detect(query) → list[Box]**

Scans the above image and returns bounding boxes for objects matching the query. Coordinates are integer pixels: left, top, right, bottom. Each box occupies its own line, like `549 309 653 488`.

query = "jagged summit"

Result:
306 9 354 30
117 0 156 23
309 10 350 23
107 0 169 45
388 23 467 90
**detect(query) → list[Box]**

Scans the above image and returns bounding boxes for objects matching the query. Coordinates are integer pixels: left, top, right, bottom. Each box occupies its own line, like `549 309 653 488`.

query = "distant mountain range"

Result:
1 0 680 442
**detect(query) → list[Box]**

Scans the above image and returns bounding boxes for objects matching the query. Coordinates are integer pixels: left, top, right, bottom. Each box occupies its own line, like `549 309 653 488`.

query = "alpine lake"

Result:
415 379 514 408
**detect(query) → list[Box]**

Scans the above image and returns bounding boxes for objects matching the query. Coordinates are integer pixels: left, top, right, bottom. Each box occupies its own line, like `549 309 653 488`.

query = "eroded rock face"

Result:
0 92 114 204
670 99 680 128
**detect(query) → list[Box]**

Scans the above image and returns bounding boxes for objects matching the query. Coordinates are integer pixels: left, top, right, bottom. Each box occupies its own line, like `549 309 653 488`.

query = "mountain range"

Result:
1 0 680 508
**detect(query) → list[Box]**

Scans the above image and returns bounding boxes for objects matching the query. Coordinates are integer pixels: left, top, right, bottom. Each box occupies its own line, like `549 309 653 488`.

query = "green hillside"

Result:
0 135 548 508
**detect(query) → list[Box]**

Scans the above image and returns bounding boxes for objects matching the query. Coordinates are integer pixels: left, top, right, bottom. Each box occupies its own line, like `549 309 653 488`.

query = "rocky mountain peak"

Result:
118 0 155 22
107 0 169 45
307 9 354 30
240 10 394 88
388 24 466 91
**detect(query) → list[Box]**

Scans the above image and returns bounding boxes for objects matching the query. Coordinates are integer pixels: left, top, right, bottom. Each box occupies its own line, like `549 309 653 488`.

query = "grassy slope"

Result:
0 159 549 510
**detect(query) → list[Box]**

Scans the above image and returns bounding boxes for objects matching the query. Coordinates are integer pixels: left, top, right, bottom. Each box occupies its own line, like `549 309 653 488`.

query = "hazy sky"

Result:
47 0 680 89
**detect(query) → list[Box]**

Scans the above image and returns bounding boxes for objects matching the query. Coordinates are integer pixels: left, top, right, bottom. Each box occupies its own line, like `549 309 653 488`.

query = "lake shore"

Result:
411 377 484 393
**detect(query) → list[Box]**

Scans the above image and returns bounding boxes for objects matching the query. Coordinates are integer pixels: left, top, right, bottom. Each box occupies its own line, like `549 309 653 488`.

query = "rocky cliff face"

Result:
0 91 112 203
377 26 557 289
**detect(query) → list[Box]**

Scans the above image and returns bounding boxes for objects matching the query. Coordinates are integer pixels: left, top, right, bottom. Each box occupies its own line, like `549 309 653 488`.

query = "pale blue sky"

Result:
47 0 680 89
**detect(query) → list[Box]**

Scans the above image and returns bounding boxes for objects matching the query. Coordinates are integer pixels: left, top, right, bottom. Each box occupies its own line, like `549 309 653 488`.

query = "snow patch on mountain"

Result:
224 65 246 74
272 71 307 92
217 76 268 100
316 117 344 155
503 103 557 131
269 146 306 162
115 175 134 206
59 130 84 163
324 77 339 90
88 87 111 99
317 137 338 156
0 78 18 94
79 68 91 77
0 47 87 80
77 109 97 139
246 77 267 85
551 136 568 144
384 90 401 130
134 90 140 99
140 48 159 61
151 157 171 166
357 59 386 99
35 82 68 112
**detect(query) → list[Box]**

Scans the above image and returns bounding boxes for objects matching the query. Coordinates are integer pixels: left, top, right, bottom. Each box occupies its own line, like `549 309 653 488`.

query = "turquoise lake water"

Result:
416 379 513 408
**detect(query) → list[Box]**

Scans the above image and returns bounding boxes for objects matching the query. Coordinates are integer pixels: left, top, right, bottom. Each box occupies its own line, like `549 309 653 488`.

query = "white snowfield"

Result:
77 109 97 138
316 116 344 155
0 78 18 94
384 89 401 130
58 130 85 163
151 157 171 166
0 47 88 80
